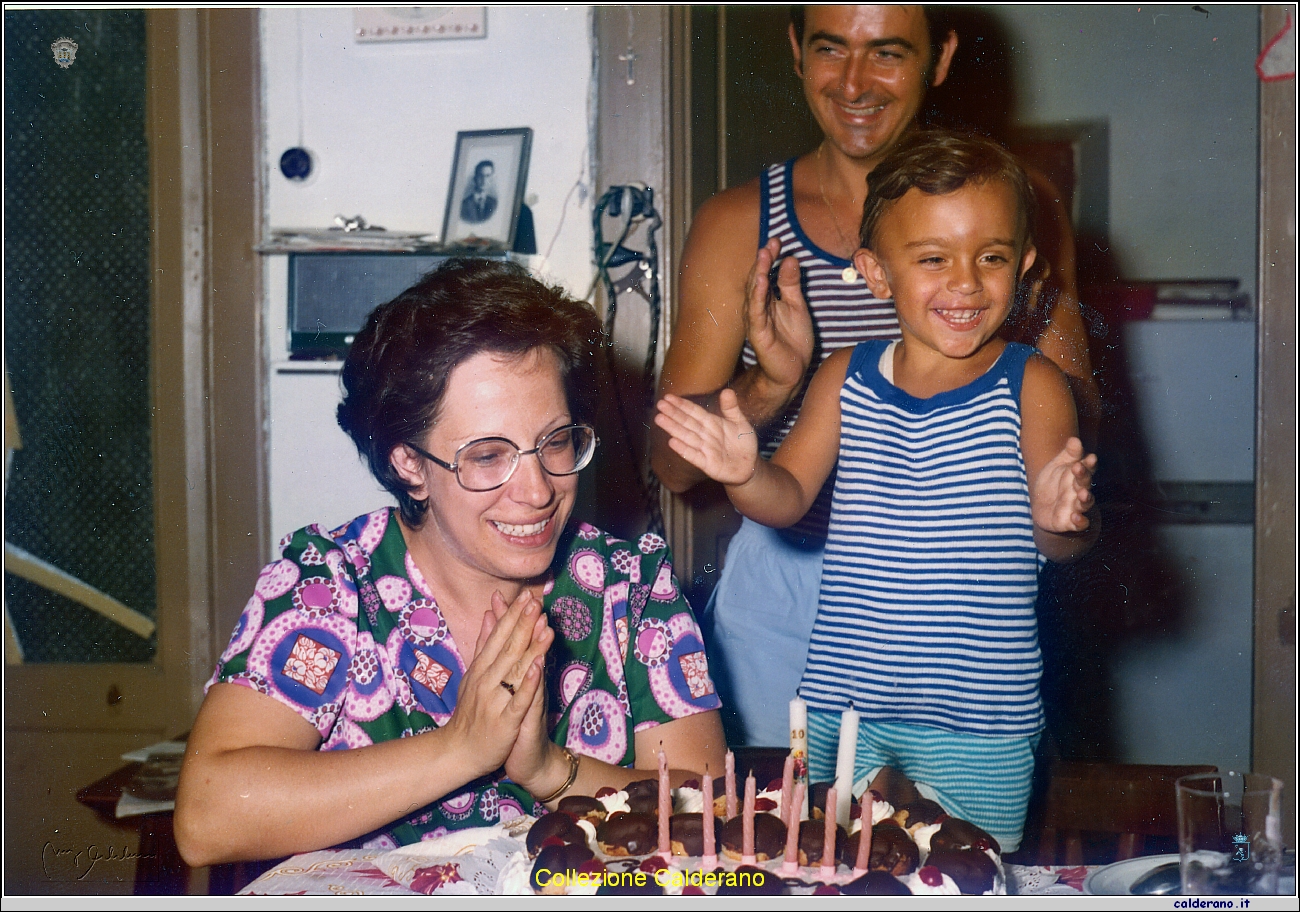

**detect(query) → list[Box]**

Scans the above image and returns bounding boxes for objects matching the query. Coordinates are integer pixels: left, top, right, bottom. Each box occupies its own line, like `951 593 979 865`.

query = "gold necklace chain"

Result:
816 144 860 281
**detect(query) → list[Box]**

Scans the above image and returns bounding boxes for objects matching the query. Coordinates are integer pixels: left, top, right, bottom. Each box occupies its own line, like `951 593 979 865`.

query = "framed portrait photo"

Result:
441 127 532 250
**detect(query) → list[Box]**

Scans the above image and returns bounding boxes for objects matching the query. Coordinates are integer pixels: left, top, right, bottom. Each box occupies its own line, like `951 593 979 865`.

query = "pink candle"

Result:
741 772 757 863
657 749 671 856
853 791 873 875
780 754 795 828
820 786 838 880
780 781 806 875
724 750 737 820
701 772 717 864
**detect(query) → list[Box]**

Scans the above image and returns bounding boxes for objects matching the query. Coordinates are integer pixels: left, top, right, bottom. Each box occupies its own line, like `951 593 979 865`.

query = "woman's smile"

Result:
492 517 552 539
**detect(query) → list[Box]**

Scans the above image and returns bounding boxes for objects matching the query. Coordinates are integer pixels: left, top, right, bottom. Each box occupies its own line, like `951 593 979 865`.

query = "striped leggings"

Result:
807 711 1039 853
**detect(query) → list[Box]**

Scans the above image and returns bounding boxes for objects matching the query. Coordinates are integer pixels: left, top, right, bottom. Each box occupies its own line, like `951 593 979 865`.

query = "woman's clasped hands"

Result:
443 588 558 788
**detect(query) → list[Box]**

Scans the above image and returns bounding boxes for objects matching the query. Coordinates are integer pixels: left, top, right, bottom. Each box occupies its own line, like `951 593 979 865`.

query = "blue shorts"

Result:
807 711 1039 853
702 518 823 747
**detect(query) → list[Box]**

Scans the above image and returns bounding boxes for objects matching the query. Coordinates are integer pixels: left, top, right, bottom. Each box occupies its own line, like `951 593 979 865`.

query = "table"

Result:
76 762 277 895
76 763 189 894
238 826 1096 896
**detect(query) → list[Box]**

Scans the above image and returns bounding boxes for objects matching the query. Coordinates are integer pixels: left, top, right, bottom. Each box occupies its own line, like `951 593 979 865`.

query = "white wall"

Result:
260 7 596 548
986 4 1258 303
261 6 595 295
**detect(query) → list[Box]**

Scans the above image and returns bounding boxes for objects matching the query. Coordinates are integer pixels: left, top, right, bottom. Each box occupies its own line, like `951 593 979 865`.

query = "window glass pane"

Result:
4 10 154 662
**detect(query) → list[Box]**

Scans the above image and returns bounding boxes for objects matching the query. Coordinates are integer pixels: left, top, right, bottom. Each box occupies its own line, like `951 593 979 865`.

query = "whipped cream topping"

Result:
756 787 784 818
673 786 704 814
596 790 631 816
847 797 897 835
912 822 941 860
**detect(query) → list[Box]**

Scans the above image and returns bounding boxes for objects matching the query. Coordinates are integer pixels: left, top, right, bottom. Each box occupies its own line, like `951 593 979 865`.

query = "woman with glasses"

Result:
176 258 726 865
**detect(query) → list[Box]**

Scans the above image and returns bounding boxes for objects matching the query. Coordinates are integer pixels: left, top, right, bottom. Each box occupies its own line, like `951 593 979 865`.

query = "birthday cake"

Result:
513 779 1005 896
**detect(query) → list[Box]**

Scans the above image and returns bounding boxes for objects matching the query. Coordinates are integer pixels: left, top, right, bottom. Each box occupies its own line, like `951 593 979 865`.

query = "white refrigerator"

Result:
1110 317 1255 774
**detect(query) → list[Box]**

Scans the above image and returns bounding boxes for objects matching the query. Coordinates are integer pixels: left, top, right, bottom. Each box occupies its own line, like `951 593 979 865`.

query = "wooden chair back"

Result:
1036 760 1218 865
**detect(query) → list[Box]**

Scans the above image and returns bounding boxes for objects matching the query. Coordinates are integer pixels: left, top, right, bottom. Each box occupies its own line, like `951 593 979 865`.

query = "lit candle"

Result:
820 786 838 880
833 708 860 827
724 750 737 821
741 772 757 863
780 781 805 876
780 754 795 828
789 696 808 820
701 771 717 866
853 790 873 876
657 749 671 856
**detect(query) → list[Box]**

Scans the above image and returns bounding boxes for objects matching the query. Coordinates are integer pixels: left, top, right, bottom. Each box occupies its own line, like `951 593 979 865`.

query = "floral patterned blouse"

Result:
208 508 721 847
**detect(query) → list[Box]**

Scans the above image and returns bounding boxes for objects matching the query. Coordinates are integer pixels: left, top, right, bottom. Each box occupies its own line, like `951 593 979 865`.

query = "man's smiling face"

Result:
791 5 955 169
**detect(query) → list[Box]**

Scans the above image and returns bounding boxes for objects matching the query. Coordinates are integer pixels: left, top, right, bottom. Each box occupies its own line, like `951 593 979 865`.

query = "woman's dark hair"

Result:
859 128 1036 251
337 257 605 526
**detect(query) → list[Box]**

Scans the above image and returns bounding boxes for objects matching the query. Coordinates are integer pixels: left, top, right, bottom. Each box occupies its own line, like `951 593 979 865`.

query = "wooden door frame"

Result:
3 8 266 738
150 7 267 723
594 5 711 580
1252 4 1295 847
591 6 694 559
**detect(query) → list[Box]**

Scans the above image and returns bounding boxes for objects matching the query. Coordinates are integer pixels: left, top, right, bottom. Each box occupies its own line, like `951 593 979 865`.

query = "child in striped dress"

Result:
655 129 1098 852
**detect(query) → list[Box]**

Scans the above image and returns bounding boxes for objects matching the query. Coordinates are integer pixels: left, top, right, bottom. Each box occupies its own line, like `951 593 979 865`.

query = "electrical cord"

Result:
590 184 664 534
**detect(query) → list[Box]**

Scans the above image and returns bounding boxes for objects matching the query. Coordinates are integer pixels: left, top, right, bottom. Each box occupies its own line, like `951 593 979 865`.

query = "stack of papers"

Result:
115 740 186 818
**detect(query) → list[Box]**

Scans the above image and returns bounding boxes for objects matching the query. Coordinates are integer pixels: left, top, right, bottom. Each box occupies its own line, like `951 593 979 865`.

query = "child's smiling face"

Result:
854 180 1036 362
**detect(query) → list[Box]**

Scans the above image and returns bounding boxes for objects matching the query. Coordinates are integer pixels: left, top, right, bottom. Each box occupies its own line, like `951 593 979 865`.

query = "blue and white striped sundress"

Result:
800 340 1046 738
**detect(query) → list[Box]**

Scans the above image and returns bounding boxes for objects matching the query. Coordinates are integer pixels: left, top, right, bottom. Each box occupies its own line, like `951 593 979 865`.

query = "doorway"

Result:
3 9 264 893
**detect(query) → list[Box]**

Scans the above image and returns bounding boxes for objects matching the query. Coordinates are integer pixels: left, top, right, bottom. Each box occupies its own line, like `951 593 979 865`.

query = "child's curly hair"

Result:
859 128 1037 251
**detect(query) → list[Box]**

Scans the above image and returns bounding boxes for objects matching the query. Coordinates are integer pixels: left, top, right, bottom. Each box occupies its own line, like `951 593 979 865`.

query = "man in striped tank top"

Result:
656 130 1098 851
652 6 1098 751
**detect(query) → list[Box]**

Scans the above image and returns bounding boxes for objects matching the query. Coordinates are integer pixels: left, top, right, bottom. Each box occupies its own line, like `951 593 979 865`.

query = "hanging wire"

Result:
590 184 664 534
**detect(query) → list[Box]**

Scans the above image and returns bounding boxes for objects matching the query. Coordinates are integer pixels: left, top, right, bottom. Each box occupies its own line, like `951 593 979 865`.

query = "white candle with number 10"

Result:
789 696 809 820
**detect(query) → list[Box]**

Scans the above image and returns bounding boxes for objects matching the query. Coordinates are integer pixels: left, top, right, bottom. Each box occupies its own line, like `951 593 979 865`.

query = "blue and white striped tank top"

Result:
740 159 899 544
800 340 1046 737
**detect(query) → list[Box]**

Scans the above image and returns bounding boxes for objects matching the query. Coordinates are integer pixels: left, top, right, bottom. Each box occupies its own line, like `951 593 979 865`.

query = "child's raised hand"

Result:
654 389 759 487
1032 437 1098 533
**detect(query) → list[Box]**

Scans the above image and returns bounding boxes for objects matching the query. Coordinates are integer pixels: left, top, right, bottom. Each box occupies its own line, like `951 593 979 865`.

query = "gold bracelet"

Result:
535 747 581 804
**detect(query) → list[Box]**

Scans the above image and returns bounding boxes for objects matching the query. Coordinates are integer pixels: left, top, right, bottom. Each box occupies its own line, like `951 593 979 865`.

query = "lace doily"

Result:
371 817 534 895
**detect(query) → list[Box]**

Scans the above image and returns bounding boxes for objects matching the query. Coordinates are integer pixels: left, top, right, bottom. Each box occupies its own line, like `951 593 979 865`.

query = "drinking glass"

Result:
1176 771 1284 895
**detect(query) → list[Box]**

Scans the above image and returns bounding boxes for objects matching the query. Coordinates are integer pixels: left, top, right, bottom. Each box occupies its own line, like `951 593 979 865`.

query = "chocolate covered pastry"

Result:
849 820 919 876
925 848 998 895
719 812 787 862
525 809 587 857
621 779 661 816
796 818 847 867
929 817 1000 855
668 812 720 857
596 812 658 856
893 798 947 830
530 841 597 894
557 795 606 823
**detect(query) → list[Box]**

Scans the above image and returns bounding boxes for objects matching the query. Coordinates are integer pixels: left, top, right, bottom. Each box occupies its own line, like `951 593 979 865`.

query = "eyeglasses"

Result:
408 423 599 492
